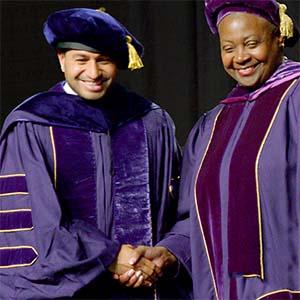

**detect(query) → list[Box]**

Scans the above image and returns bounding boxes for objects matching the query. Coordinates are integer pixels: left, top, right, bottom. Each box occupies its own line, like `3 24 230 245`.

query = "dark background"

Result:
1 0 299 145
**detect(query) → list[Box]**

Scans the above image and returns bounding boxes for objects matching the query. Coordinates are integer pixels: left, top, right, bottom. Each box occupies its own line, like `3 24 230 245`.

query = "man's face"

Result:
57 49 118 100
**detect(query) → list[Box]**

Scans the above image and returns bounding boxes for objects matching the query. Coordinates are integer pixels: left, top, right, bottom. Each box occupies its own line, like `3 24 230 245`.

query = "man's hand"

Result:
118 246 178 288
108 244 158 288
109 245 178 288
129 246 178 277
108 244 135 275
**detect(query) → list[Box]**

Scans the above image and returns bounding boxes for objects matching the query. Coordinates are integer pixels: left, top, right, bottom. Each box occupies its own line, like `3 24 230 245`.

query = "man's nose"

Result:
86 60 101 79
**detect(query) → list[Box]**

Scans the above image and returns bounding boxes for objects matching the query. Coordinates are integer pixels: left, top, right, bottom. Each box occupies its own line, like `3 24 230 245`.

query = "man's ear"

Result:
57 50 65 72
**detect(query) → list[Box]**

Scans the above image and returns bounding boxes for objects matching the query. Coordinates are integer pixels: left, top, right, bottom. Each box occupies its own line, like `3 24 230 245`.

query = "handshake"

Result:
108 244 178 288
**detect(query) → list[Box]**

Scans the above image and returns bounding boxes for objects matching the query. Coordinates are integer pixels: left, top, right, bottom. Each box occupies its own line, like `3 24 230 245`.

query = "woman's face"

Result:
218 12 283 88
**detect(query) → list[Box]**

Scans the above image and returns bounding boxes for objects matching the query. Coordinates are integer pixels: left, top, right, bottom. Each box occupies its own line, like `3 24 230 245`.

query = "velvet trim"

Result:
0 247 38 268
10 82 159 134
0 210 33 232
228 79 294 278
112 119 152 246
43 8 144 69
205 0 279 34
229 279 238 300
216 6 277 28
195 104 244 295
0 175 28 195
45 107 153 246
15 91 108 133
52 127 97 226
221 96 248 104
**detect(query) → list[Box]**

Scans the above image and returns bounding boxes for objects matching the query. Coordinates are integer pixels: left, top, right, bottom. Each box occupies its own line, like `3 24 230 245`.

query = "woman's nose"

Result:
234 48 251 64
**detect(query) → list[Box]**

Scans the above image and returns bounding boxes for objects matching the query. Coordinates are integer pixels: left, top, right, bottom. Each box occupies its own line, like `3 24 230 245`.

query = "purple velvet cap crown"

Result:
205 0 280 34
43 8 144 69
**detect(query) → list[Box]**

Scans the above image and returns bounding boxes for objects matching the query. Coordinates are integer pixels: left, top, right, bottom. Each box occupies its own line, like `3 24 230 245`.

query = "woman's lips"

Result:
236 64 259 77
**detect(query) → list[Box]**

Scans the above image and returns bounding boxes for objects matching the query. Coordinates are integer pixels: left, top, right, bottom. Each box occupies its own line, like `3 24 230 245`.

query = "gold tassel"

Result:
126 35 144 71
278 3 294 39
96 7 107 13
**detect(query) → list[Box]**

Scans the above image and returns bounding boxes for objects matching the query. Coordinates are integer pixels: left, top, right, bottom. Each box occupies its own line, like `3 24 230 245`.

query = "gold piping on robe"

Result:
256 289 300 300
0 174 26 178
0 246 38 269
194 108 224 300
0 174 28 197
0 192 28 197
0 209 33 233
49 127 57 189
252 79 297 280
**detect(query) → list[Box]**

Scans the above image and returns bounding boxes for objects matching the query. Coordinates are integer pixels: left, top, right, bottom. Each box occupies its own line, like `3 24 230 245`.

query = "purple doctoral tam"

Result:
43 8 144 69
204 0 280 34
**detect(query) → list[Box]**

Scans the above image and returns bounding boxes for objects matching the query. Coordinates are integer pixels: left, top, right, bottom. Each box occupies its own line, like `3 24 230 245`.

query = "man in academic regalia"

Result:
0 8 192 299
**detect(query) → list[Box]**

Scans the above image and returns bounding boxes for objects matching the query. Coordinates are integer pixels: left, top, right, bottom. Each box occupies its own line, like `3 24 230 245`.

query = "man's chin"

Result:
79 90 108 101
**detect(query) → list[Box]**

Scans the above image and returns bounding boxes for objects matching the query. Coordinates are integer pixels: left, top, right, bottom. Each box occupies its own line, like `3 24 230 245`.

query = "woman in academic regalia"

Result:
182 0 300 299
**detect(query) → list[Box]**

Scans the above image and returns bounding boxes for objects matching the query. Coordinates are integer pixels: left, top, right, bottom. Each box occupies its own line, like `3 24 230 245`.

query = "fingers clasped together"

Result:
108 244 177 289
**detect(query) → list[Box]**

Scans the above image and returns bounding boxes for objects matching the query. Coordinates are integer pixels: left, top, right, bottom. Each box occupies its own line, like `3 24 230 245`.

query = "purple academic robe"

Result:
0 82 192 299
184 60 300 299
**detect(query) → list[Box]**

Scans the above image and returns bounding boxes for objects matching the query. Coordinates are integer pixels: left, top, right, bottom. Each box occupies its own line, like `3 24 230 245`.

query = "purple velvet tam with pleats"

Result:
204 0 280 34
43 8 144 69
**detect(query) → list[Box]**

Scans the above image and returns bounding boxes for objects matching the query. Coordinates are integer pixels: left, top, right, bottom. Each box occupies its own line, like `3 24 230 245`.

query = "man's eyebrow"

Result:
73 54 88 58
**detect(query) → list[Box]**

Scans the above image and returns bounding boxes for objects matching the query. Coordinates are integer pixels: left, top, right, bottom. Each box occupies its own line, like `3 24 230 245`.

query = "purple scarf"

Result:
222 59 300 103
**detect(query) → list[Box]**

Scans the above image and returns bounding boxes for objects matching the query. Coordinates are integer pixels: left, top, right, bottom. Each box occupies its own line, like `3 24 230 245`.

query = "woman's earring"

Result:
279 37 285 48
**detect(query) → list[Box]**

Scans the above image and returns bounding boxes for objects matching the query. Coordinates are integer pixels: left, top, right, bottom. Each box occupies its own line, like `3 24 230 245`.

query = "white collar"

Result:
63 82 77 95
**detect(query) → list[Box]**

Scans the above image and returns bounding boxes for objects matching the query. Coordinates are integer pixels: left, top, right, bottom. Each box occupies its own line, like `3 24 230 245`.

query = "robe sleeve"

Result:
0 121 120 299
156 113 208 277
140 109 192 298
